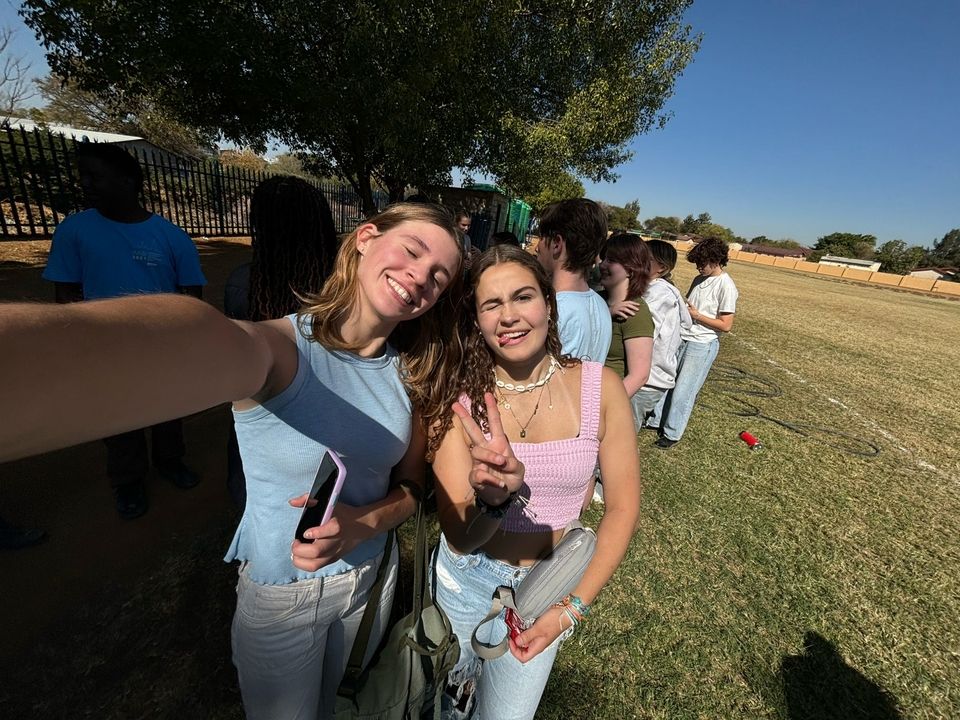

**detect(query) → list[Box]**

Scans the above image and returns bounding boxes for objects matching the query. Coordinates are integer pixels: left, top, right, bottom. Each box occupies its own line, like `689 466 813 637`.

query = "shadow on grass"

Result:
537 660 606 720
0 518 244 719
780 631 901 720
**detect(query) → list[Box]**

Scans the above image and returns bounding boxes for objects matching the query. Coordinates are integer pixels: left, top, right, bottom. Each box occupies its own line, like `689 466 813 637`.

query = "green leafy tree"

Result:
925 228 960 268
810 232 877 262
748 235 803 250
874 240 925 275
31 74 218 158
268 153 313 179
23 0 700 214
644 215 681 235
522 170 585 213
696 222 736 245
603 199 641 230
680 212 712 234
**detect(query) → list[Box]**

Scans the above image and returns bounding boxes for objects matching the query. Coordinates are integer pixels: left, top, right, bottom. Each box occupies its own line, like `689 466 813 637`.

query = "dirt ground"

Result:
0 237 252 664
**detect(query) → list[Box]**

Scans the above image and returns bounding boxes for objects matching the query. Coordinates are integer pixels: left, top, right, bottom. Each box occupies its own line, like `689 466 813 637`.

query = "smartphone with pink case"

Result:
294 450 346 542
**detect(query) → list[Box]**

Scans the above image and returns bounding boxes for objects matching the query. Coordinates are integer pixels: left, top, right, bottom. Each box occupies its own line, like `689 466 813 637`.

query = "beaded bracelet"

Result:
564 594 591 618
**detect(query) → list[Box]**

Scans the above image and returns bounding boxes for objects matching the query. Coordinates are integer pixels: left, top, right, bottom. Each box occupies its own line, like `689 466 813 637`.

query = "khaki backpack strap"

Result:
339 526 397 699
470 585 516 660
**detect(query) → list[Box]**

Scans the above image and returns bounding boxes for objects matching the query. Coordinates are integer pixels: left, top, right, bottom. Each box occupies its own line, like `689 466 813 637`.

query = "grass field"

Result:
2 256 958 718
545 260 960 719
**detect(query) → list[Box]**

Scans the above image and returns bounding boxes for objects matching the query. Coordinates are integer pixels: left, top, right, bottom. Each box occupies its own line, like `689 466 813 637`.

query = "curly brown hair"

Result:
248 175 337 322
431 245 578 452
687 236 730 268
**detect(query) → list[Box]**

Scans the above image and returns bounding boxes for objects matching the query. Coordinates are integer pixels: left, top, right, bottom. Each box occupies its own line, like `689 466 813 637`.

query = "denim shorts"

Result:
432 534 573 720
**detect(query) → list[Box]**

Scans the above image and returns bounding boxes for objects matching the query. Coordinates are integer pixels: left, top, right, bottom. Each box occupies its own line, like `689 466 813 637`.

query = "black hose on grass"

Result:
701 364 881 458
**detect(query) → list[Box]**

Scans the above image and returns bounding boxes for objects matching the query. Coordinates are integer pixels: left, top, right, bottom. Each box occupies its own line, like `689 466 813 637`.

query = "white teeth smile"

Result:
500 331 528 339
387 277 413 305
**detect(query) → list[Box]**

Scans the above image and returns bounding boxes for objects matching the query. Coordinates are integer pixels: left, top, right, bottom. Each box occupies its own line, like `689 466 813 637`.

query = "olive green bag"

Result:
335 503 460 720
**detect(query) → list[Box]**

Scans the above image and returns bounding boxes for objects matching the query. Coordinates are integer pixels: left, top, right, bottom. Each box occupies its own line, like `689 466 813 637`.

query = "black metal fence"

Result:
0 124 388 239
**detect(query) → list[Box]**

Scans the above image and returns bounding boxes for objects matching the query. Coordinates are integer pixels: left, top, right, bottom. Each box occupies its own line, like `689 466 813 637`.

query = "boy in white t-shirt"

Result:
653 237 738 448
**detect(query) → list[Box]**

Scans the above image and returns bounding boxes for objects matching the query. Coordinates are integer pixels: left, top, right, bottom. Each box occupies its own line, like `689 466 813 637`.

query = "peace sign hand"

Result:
452 392 525 506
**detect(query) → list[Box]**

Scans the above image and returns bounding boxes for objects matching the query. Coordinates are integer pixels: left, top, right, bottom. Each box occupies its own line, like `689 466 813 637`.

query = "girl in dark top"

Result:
599 233 657 429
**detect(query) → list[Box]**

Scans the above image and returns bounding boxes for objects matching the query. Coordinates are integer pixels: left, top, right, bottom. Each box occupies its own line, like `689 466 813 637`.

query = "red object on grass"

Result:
739 430 762 449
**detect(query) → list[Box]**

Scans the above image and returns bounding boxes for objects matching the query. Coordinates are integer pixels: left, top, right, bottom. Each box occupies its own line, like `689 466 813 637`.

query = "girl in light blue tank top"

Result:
224 204 465 719
0 202 466 720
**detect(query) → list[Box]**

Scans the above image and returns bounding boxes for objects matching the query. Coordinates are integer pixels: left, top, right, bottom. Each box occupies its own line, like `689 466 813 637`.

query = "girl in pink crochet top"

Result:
431 245 641 720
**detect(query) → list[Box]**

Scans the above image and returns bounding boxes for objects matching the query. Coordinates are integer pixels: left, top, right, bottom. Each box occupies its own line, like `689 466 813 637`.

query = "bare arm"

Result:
0 294 279 462
511 367 641 662
432 395 525 554
622 336 653 396
688 305 736 333
570 366 642 607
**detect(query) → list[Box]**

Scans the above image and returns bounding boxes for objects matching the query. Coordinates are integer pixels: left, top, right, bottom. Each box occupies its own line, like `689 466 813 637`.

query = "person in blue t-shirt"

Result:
42 142 207 519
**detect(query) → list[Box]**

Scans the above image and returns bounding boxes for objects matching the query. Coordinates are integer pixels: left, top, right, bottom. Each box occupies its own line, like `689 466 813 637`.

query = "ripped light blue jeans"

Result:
231 543 398 720
432 533 572 720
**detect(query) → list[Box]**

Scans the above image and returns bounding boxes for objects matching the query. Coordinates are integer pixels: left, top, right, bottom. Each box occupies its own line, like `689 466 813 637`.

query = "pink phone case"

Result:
295 450 346 541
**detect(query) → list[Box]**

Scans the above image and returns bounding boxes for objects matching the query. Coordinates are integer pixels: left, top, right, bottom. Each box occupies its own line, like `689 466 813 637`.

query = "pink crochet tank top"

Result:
462 361 602 532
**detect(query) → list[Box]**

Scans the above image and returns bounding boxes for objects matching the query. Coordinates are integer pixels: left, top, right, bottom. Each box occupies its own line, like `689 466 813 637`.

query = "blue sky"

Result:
582 1 960 248
4 1 958 248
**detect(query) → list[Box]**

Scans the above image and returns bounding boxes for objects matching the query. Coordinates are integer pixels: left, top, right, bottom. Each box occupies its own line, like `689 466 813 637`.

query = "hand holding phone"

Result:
294 450 346 542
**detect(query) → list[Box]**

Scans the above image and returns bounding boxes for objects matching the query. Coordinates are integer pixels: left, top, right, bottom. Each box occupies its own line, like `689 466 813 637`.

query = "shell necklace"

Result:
494 356 559 393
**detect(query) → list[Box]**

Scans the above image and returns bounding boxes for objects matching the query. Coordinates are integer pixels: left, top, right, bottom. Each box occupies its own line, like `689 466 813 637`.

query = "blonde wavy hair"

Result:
298 202 466 455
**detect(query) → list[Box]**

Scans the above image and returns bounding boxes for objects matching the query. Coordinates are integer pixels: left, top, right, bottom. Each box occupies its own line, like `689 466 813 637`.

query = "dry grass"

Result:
543 260 960 719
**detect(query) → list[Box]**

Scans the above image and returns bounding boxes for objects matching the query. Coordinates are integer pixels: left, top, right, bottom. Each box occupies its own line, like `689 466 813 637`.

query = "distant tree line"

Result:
809 230 959 276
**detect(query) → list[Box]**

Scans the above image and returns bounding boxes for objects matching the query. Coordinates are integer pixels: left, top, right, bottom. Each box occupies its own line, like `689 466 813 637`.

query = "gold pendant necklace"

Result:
497 382 547 438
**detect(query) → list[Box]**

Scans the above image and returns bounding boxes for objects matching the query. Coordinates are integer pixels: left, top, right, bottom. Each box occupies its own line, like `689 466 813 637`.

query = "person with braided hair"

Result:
224 175 339 323
224 175 340 509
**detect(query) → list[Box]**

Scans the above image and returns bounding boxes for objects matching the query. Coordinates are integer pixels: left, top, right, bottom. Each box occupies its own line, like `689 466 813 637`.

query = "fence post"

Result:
0 126 24 236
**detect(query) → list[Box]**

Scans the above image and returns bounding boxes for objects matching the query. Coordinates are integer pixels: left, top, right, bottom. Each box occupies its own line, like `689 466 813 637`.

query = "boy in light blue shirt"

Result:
534 198 612 362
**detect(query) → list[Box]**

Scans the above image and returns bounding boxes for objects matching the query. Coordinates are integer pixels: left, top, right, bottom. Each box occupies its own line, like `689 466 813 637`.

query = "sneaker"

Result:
654 437 678 449
114 482 149 520
0 523 46 550
156 462 200 490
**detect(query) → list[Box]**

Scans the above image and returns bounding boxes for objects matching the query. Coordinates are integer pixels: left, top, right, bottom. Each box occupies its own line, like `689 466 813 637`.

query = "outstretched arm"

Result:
0 294 279 462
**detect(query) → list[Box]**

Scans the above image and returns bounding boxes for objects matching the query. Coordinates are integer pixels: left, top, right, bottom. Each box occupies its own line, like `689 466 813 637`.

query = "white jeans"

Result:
231 542 398 720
